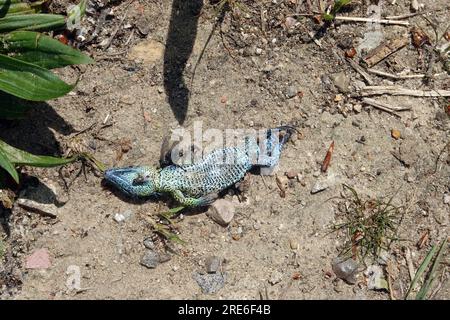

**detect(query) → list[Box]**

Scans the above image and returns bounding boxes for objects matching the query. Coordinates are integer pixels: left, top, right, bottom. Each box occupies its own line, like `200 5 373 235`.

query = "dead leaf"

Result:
411 27 430 48
416 230 429 249
275 175 287 198
345 47 357 58
321 141 335 173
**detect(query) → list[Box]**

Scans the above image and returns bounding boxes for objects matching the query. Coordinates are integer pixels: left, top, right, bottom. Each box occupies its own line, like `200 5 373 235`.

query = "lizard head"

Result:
104 166 159 198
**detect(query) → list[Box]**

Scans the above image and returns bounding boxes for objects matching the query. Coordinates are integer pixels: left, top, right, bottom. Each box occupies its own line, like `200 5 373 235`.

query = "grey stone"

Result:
332 257 359 284
114 210 133 223
143 237 155 250
311 181 329 194
140 250 160 269
285 86 298 99
330 72 351 93
207 199 235 226
194 272 226 294
444 194 450 205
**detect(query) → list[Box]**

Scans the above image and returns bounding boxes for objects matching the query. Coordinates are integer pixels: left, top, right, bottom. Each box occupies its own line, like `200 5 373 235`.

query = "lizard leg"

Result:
170 189 218 207
257 127 295 168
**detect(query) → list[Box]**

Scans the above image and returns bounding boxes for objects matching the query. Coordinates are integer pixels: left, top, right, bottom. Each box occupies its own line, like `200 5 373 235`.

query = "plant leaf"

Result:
416 238 448 300
0 14 65 32
0 53 74 101
0 139 77 168
0 147 18 183
67 0 87 30
0 31 94 69
0 1 44 18
405 244 438 299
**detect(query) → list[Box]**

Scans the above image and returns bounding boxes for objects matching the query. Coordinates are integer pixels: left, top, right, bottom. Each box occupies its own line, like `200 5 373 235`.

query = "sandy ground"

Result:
0 0 449 299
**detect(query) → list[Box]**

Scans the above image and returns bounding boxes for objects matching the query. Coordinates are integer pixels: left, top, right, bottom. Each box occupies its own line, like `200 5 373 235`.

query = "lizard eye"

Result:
132 174 149 185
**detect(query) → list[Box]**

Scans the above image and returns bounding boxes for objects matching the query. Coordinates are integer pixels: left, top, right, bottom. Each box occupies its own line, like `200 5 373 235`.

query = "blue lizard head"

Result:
104 166 160 198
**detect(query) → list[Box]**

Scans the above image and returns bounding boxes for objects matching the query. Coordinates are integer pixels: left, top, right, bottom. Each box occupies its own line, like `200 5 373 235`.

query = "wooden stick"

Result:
363 97 411 111
363 37 409 68
359 86 450 97
346 58 374 85
361 98 403 118
367 68 425 80
385 12 421 20
334 16 410 26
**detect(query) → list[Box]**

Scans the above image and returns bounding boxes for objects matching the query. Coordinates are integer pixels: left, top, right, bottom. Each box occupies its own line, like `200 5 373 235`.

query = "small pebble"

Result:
391 129 401 140
194 272 226 294
285 86 298 99
140 250 160 269
143 238 155 250
353 104 362 113
207 199 235 226
443 194 450 205
332 257 359 284
285 170 298 179
269 270 283 285
289 239 299 250
311 181 329 194
205 256 222 274
330 71 351 93
114 210 133 223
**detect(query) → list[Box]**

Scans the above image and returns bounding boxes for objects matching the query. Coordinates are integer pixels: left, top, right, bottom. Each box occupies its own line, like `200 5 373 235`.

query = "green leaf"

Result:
416 238 448 300
0 139 77 168
0 147 18 183
67 0 87 29
0 1 44 18
0 14 65 32
0 53 74 101
0 31 94 69
405 244 439 299
323 0 352 21
0 0 23 5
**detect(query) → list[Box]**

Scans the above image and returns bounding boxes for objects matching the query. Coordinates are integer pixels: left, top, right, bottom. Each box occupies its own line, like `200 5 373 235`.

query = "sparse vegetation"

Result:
406 238 448 300
333 185 405 263
0 0 94 186
322 0 352 21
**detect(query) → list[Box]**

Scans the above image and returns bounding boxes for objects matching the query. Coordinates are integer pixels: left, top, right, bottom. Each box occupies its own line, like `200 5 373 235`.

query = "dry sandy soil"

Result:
0 0 449 299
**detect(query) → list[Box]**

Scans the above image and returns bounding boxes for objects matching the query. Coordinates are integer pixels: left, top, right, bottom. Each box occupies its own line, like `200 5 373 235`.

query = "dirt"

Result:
1 0 449 300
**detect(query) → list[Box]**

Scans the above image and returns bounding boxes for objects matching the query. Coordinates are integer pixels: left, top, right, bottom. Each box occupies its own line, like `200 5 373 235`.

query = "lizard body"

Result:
104 126 294 206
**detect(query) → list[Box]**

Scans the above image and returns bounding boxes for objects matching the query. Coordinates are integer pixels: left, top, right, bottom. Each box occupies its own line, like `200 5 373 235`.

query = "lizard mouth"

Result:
104 167 140 195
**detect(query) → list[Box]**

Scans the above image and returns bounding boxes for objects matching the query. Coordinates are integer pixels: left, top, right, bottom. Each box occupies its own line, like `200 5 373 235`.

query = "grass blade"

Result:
416 238 448 300
0 147 18 183
405 244 439 299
